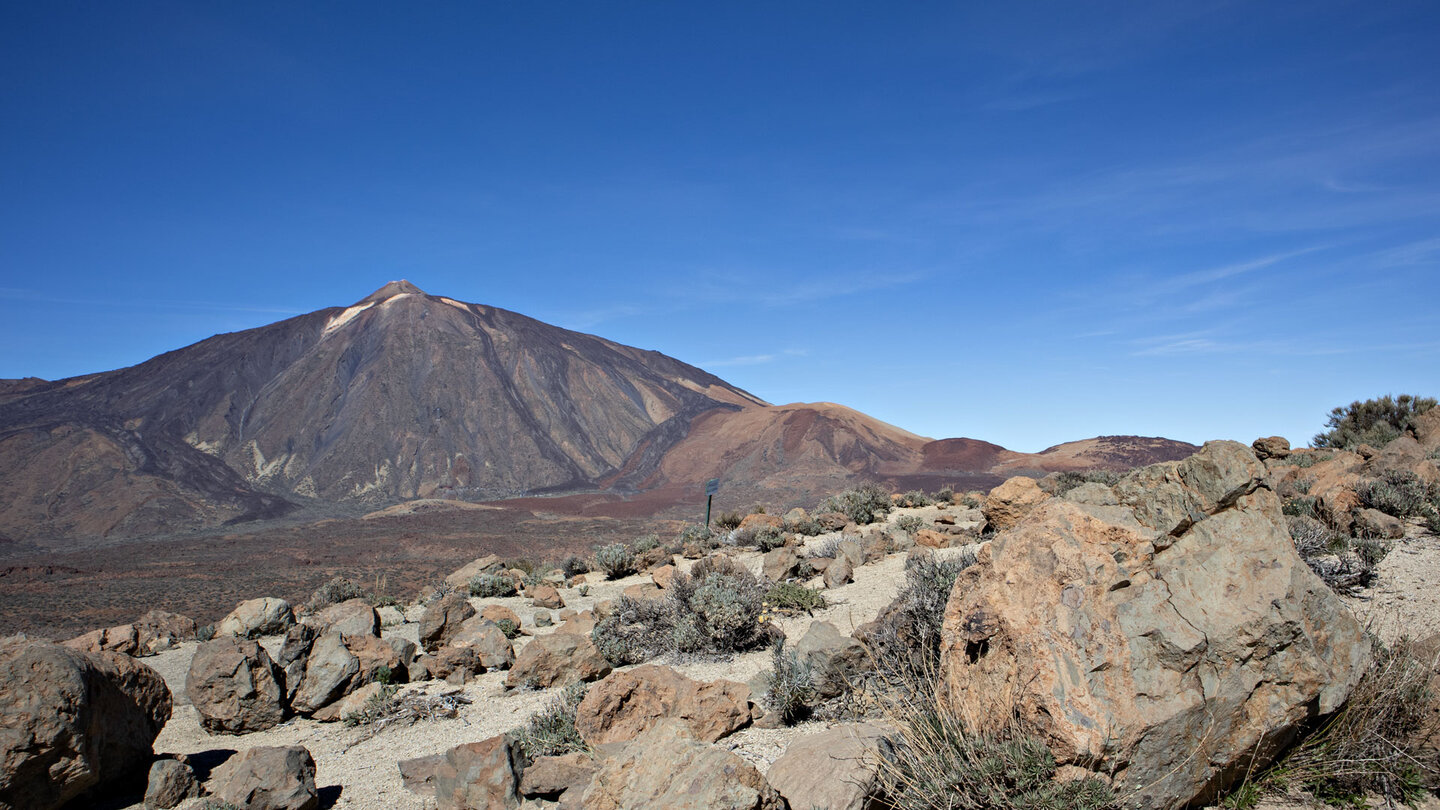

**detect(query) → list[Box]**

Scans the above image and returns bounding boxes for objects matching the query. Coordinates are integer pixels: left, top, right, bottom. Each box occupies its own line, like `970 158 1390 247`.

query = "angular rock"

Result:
765 722 889 810
575 664 751 746
1252 436 1291 460
623 582 665 601
308 598 379 639
135 610 197 655
940 441 1372 810
913 528 948 549
794 621 871 699
432 735 523 810
209 745 318 810
444 554 502 589
63 623 140 657
1355 507 1405 540
418 646 484 685
822 554 853 588
398 753 444 796
518 751 596 798
479 604 522 627
739 513 783 531
505 632 611 690
761 546 799 582
144 758 198 809
449 617 515 670
651 564 676 590
419 593 476 652
186 637 285 734
276 623 317 704
312 680 386 723
529 583 565 610
345 633 414 684
814 511 850 531
291 632 360 715
982 476 1048 532
0 639 171 810
534 611 553 628
215 597 295 639
582 719 784 810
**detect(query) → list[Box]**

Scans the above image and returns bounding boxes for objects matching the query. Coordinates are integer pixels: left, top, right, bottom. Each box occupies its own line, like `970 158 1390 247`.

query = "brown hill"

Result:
0 281 763 544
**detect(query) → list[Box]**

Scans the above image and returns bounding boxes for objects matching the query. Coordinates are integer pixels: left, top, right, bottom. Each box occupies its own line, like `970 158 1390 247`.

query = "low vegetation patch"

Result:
759 639 816 725
895 490 933 508
818 482 894 525
896 514 925 535
764 581 826 614
1287 516 1388 593
512 683 591 759
754 526 786 552
306 575 366 610
469 572 518 598
865 553 974 694
1357 469 1438 520
591 556 770 664
343 688 473 739
713 511 743 530
1052 469 1124 496
784 515 826 536
1313 394 1436 451
593 542 637 579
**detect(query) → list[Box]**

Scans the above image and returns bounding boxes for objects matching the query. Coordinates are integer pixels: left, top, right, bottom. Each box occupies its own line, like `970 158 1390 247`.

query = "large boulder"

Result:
215 597 295 639
432 734 523 810
208 745 319 810
419 593 476 652
448 618 515 670
981 476 1048 532
185 637 286 734
144 758 199 809
0 639 172 810
307 598 378 639
794 621 871 699
444 554 502 590
134 610 197 655
290 632 360 715
582 719 784 810
575 664 751 746
63 624 140 657
939 440 1372 809
765 722 889 810
505 631 611 690
761 546 799 582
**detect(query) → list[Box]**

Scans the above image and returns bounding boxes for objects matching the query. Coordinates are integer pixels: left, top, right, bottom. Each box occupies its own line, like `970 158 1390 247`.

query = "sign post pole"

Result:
704 478 720 527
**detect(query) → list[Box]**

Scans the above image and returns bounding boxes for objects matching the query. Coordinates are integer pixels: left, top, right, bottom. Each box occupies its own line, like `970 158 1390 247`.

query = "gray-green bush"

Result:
760 639 816 725
594 543 637 579
1313 394 1436 450
469 573 518 598
512 683 591 759
818 483 893 525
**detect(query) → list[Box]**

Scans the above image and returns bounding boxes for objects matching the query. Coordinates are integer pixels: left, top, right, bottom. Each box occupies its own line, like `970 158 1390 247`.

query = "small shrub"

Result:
1313 394 1437 450
1053 469 1125 496
594 543 638 580
784 516 825 537
877 694 1116 810
896 490 932 508
761 639 816 725
420 580 456 606
678 523 715 545
934 487 955 503
496 618 521 639
818 483 894 526
523 565 558 588
765 581 827 614
307 575 365 610
866 554 972 692
1356 469 1432 518
632 534 660 554
754 526 786 552
591 555 769 664
714 511 743 530
504 557 538 575
560 555 590 578
469 573 518 598
1281 496 1317 518
960 494 981 508
1289 515 1387 592
807 537 842 559
897 514 925 535
513 683 591 759
342 682 402 726
375 664 393 685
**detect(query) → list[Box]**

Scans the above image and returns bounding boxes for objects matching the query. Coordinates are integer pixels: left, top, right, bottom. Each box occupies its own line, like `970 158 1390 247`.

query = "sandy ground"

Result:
119 505 1440 810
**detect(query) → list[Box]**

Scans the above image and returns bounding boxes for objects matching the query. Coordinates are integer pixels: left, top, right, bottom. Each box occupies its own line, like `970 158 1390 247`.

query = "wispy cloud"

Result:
701 348 808 367
558 304 647 330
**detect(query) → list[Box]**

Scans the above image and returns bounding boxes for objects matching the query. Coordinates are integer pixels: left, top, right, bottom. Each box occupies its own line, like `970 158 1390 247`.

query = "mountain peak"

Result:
358 280 426 304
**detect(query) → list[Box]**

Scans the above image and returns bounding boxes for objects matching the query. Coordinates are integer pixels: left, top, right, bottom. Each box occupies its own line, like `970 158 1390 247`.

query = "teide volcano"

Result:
0 281 763 543
0 281 1198 545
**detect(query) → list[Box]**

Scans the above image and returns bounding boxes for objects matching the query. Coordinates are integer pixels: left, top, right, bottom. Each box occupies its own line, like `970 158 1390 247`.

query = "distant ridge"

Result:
0 283 1197 544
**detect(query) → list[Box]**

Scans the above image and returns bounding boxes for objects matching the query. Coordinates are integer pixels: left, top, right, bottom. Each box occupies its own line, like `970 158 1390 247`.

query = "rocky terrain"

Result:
4 427 1437 810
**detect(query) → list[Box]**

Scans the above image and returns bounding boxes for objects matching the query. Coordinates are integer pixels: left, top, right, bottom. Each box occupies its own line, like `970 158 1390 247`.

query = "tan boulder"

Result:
575 664 751 746
345 634 416 683
432 734 523 810
739 513 783 531
144 758 199 809
419 593 476 652
0 639 171 810
651 564 676 589
1355 507 1405 539
479 604 522 627
308 598 379 639
215 597 294 639
623 582 665 601
821 554 853 588
290 632 359 715
518 751 596 799
914 528 948 549
443 554 502 589
185 637 285 734
940 441 1372 810
1251 436 1291 459
529 583 566 609
209 745 318 810
762 546 800 582
448 617 515 670
63 624 140 657
981 476 1047 532
765 722 889 810
505 631 611 690
582 719 784 810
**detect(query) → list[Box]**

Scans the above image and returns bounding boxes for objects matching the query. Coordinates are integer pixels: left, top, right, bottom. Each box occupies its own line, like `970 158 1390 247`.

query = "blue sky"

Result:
2 2 1436 452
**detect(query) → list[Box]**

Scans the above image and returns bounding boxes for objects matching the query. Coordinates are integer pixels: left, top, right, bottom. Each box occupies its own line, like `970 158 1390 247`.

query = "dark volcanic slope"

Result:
0 281 763 543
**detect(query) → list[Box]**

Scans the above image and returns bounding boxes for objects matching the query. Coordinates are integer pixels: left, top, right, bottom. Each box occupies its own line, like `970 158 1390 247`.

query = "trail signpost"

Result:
704 478 720 526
